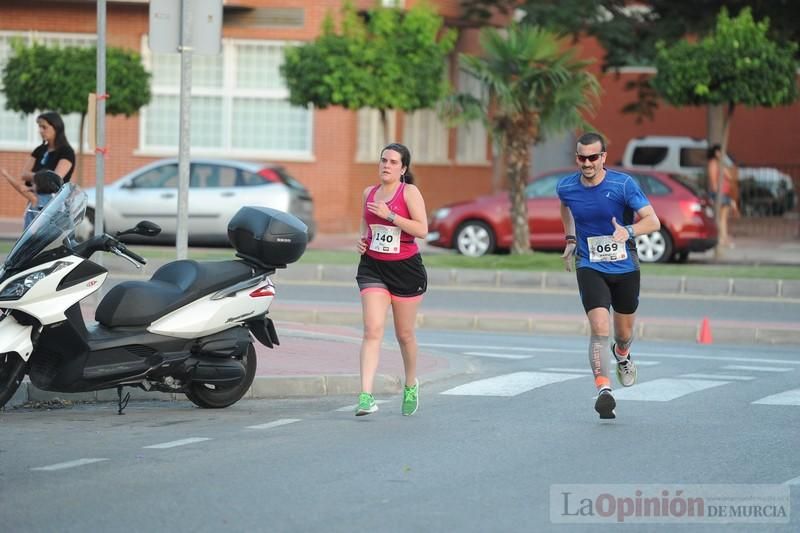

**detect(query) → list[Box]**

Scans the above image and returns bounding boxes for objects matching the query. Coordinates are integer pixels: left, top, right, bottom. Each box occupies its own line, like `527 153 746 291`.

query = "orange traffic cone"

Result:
697 317 713 345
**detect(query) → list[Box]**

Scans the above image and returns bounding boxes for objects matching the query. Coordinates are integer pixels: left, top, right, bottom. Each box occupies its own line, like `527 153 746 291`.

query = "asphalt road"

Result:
274 281 800 326
2 331 798 532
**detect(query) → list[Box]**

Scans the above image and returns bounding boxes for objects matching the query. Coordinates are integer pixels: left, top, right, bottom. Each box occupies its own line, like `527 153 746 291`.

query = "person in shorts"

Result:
355 143 428 417
557 132 661 420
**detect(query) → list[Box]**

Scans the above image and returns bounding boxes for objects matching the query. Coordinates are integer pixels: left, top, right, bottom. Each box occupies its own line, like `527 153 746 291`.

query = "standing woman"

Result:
706 144 736 248
355 143 428 417
12 112 75 186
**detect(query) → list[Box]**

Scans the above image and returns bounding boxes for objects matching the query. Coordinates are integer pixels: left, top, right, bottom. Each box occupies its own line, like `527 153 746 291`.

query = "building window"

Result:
456 69 488 164
0 31 94 150
141 38 313 159
356 109 397 162
403 108 449 164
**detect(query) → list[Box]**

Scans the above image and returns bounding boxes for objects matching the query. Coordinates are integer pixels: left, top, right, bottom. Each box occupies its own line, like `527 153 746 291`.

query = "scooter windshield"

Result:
2 184 87 273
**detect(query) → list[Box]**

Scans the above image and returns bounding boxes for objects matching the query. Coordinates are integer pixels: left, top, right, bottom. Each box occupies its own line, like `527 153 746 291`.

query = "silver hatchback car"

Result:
78 158 316 243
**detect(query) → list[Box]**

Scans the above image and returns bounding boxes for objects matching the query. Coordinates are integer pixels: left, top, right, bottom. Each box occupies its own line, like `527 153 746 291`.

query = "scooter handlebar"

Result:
113 241 147 265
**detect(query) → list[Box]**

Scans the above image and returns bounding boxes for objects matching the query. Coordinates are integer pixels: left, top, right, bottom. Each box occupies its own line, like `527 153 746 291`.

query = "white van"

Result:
622 136 796 216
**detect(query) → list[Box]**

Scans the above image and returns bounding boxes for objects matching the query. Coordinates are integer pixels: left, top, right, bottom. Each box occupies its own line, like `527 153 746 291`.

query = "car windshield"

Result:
2 184 87 273
668 173 706 198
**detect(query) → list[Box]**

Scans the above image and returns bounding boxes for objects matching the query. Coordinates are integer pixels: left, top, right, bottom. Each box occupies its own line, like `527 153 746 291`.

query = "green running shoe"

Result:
355 392 378 416
402 379 419 416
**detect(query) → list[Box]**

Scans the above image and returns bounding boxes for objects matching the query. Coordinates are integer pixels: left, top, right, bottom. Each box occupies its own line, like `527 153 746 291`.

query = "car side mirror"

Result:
117 220 162 237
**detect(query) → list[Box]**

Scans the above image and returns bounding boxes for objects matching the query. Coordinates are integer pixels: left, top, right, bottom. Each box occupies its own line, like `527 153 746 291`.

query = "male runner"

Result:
557 132 661 419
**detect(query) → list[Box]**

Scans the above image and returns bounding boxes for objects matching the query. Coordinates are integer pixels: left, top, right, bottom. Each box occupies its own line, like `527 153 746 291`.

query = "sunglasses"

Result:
576 152 604 163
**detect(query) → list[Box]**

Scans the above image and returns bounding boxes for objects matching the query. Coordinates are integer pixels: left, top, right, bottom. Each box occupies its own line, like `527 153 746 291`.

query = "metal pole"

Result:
176 0 192 260
95 0 106 265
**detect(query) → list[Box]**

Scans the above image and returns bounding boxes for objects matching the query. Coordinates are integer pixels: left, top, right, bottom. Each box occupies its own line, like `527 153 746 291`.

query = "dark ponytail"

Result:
382 142 414 185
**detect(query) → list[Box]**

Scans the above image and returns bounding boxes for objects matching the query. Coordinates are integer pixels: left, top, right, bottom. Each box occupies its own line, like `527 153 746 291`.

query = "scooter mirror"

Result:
117 220 162 237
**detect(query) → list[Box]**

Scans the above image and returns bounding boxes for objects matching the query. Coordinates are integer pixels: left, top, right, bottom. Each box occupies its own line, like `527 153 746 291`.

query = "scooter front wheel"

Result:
0 352 28 409
185 344 257 409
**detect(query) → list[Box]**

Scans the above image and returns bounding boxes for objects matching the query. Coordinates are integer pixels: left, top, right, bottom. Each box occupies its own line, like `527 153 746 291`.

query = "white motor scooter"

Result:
0 184 307 413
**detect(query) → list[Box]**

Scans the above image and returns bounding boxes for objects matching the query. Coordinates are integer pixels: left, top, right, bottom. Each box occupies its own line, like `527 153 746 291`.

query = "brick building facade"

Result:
1 0 798 234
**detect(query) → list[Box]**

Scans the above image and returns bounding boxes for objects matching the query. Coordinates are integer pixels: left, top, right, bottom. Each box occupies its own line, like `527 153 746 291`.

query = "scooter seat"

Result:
95 260 255 328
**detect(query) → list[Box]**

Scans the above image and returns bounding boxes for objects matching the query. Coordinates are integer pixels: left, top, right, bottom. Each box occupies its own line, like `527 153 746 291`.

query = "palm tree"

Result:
444 24 600 254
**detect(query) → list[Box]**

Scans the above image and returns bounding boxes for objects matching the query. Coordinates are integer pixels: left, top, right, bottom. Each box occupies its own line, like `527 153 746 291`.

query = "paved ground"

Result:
1 217 798 408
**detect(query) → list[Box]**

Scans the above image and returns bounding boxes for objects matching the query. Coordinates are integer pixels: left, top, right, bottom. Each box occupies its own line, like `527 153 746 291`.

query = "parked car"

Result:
427 168 718 263
622 136 797 216
77 158 316 244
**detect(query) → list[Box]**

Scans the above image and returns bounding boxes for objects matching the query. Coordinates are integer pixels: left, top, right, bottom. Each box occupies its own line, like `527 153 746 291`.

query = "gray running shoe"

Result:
612 344 637 387
594 388 616 419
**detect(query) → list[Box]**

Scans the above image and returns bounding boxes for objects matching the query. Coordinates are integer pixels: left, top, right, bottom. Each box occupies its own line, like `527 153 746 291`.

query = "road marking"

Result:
681 373 755 381
246 418 301 430
143 437 211 449
541 367 592 374
633 361 661 367
612 378 729 402
753 388 800 406
723 365 794 373
336 399 389 412
31 458 109 471
419 343 800 366
464 351 532 360
441 372 583 397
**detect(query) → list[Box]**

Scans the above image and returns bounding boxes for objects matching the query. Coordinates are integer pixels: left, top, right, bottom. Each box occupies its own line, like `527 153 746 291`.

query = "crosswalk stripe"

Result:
464 352 532 360
31 458 109 472
753 389 800 406
682 373 755 381
143 437 211 449
441 372 583 397
723 365 794 373
612 378 729 402
246 418 301 430
541 367 592 374
634 361 661 367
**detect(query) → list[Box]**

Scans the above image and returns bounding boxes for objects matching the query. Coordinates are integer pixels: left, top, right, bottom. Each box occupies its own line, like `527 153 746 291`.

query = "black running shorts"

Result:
576 267 640 314
356 253 427 297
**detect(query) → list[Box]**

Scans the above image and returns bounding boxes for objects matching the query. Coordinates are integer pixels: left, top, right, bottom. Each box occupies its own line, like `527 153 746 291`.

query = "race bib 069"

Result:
587 234 627 263
369 224 401 254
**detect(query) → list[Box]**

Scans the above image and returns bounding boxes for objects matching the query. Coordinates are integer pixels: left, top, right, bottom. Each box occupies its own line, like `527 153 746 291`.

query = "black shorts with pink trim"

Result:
356 253 427 297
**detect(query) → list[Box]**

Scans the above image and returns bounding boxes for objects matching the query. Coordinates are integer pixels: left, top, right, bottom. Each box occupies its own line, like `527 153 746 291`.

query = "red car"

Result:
427 168 718 263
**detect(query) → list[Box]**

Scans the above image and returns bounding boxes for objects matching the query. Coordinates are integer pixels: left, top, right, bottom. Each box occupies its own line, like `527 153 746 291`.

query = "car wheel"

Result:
635 229 673 263
454 220 496 257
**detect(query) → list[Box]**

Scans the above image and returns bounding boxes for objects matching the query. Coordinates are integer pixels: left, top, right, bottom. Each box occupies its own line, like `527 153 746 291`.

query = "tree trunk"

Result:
505 133 532 255
379 108 390 146
706 104 725 146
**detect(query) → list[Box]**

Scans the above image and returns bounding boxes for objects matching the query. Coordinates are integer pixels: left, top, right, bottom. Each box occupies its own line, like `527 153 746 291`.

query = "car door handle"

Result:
161 193 175 199
220 192 235 197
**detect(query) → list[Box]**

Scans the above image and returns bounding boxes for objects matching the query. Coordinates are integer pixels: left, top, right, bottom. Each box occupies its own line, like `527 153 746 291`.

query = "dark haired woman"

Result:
706 144 737 248
354 143 428 417
10 111 75 186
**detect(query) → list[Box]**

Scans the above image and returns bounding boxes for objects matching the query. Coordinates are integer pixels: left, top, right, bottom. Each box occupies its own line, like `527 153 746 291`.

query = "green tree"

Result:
461 1 800 129
2 42 151 184
651 8 798 253
280 0 456 144
442 24 600 254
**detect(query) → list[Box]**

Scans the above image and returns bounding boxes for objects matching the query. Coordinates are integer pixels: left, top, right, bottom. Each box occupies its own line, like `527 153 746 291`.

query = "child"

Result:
1 168 63 229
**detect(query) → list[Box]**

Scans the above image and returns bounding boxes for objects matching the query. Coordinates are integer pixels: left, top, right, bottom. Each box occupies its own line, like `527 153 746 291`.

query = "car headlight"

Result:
0 262 70 301
433 208 451 220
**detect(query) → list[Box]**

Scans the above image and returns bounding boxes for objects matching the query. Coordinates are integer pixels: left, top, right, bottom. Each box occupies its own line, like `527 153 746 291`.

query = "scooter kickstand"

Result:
117 385 130 415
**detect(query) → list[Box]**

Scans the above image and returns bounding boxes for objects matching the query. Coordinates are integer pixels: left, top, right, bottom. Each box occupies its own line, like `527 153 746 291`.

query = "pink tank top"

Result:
364 182 419 261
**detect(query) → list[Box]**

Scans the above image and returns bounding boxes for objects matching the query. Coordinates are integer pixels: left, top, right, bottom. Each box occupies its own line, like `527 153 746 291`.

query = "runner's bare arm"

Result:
395 184 428 239
560 202 577 272
357 186 371 254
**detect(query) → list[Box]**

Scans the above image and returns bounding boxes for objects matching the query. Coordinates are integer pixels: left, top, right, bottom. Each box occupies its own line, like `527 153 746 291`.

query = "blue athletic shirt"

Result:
556 168 650 274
